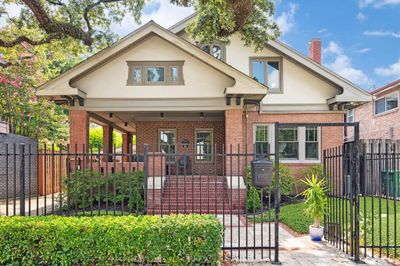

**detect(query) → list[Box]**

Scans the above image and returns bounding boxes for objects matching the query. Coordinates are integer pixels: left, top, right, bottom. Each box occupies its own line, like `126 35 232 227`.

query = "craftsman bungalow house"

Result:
37 15 371 212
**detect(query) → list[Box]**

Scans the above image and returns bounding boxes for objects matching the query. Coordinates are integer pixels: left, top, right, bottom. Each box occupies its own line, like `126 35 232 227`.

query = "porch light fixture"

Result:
160 112 164 119
109 113 113 118
125 122 128 127
200 112 204 119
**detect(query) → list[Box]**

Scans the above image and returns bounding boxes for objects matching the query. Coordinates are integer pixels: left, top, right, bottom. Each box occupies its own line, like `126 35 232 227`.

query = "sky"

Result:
2 0 400 91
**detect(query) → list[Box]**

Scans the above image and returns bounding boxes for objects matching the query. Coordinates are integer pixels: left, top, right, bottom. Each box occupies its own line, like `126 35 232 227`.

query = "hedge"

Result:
0 215 223 265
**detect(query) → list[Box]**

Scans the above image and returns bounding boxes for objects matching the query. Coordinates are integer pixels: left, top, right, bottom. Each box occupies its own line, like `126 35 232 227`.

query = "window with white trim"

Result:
253 125 320 162
254 125 269 155
195 129 213 162
279 127 299 160
374 93 398 115
347 109 354 123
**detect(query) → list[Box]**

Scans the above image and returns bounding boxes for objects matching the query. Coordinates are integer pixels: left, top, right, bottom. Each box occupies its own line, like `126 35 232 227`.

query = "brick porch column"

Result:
225 108 244 175
102 125 113 161
70 110 89 153
122 133 132 162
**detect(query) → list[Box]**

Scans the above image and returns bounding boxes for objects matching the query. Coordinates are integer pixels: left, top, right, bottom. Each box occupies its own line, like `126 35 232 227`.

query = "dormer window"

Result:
127 61 184 85
200 44 225 61
250 57 283 93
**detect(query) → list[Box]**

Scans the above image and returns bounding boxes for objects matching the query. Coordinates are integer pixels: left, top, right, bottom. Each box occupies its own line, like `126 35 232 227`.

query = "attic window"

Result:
250 57 283 93
127 61 184 85
200 44 226 61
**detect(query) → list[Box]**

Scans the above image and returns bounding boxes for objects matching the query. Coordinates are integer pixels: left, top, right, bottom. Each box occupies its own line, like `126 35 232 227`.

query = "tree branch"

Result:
0 34 62 48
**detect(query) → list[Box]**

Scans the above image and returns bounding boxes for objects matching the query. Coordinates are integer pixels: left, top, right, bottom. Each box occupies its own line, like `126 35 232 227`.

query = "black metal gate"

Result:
0 141 281 263
324 127 400 261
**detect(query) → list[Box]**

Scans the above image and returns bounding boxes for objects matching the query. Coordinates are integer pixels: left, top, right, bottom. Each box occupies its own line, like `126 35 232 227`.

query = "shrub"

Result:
299 164 324 179
0 215 223 265
63 170 144 212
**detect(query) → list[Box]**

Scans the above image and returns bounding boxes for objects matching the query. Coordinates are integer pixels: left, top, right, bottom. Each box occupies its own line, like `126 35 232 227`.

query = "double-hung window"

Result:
279 127 299 160
305 127 319 160
195 129 213 162
374 93 399 115
250 57 282 93
127 61 184 85
254 125 269 155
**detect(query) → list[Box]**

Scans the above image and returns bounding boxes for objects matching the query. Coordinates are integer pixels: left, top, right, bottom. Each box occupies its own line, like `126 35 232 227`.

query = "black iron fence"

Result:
324 140 400 261
0 143 279 262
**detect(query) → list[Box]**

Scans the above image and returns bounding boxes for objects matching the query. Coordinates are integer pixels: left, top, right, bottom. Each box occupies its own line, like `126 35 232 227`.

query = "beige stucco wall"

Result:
179 33 339 108
72 35 235 100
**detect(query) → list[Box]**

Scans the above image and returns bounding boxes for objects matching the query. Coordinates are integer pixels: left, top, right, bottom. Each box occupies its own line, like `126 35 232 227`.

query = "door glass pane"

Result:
147 67 165 82
375 98 385 114
267 61 280 89
170 67 178 82
159 130 176 154
251 60 265 84
196 131 212 161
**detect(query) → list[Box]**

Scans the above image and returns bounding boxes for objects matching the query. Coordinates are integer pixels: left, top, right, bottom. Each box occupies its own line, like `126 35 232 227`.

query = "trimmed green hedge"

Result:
0 215 223 265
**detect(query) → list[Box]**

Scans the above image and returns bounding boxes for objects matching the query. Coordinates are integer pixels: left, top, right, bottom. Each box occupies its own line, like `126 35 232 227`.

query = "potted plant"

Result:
300 174 328 241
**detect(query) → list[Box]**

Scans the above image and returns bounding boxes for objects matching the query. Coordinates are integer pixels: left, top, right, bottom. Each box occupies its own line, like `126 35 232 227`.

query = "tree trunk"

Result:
314 216 321 228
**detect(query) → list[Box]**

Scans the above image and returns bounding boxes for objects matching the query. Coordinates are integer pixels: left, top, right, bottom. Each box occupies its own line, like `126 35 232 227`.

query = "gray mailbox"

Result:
251 159 273 189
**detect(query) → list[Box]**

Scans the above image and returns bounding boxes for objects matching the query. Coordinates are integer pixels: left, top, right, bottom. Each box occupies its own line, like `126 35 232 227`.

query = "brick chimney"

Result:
308 38 321 64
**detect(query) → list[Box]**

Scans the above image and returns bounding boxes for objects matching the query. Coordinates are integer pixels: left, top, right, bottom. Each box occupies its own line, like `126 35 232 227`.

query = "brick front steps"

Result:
146 176 246 214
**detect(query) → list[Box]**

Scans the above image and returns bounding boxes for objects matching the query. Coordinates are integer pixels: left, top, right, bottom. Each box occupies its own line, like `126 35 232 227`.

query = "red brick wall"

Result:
69 110 89 153
136 120 225 175
225 109 244 175
355 87 400 140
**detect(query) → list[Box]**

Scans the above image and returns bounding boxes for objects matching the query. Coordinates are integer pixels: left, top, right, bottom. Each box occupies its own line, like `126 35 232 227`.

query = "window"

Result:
254 125 269 155
305 127 319 160
127 61 184 85
200 44 225 61
347 109 354 123
279 127 299 159
195 129 213 162
158 129 176 154
250 57 282 93
375 93 399 115
253 125 320 162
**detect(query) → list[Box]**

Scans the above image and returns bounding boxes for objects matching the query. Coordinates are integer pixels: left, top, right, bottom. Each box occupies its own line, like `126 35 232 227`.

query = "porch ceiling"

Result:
91 111 224 133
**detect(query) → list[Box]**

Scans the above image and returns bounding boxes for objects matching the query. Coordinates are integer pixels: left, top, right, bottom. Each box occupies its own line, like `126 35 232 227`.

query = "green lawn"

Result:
252 197 400 258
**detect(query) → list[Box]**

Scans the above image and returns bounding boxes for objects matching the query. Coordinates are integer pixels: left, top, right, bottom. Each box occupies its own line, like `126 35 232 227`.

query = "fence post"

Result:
143 144 148 214
273 122 281 264
19 144 25 216
353 122 361 262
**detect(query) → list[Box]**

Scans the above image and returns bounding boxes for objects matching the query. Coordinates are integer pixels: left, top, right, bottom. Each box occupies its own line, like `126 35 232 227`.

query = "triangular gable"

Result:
169 14 371 104
37 21 267 101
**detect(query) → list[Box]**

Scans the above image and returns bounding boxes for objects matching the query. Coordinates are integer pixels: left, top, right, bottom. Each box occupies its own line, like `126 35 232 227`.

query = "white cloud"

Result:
274 3 298 35
374 58 400 77
356 12 367 21
359 0 400 8
323 41 372 87
111 1 193 36
357 48 371 53
364 30 400 38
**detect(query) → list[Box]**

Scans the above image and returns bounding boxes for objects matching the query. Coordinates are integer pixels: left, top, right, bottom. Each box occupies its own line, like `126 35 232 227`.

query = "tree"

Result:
89 125 123 152
0 0 279 54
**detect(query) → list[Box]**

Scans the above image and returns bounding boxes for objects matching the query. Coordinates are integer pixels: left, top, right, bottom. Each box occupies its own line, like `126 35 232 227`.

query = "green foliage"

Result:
63 170 144 212
299 164 324 179
300 175 328 227
272 163 295 196
187 0 280 51
251 202 315 234
0 215 223 265
247 185 262 213
89 125 125 152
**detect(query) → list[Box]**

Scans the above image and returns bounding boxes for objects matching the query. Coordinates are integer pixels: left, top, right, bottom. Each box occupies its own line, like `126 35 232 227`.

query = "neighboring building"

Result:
352 79 400 140
37 15 371 178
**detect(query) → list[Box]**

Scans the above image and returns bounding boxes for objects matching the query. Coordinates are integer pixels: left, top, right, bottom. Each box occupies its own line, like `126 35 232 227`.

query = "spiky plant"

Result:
300 175 328 228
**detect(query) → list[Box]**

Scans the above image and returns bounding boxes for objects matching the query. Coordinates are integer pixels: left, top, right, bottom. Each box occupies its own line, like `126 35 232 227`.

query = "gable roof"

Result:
371 79 400 95
37 20 267 100
169 14 372 105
